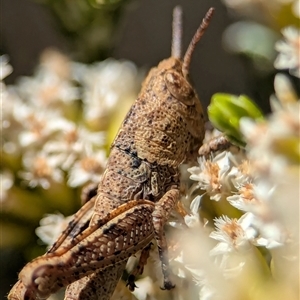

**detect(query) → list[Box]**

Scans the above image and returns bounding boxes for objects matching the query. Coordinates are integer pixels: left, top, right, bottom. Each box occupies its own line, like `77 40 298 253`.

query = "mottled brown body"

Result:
8 7 214 300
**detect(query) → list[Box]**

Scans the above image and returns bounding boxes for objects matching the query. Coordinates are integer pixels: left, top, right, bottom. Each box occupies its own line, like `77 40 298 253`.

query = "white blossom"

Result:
16 51 78 107
15 106 70 147
188 151 244 201
43 124 106 170
0 55 13 80
67 151 107 187
273 73 298 107
210 214 256 256
36 213 72 247
19 152 63 189
184 195 202 228
274 26 300 78
0 170 14 201
72 59 140 122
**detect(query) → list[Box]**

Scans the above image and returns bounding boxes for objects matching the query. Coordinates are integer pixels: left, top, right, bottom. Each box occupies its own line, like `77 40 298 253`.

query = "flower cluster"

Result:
175 114 298 299
2 51 140 193
153 22 299 300
274 27 300 78
1 51 141 255
2 51 141 194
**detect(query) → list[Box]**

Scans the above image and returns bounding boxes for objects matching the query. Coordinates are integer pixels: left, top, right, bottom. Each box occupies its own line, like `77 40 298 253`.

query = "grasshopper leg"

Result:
126 242 152 291
152 188 180 290
198 134 232 158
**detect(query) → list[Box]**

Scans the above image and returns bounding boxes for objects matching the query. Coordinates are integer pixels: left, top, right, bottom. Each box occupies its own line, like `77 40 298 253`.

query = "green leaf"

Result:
208 94 264 145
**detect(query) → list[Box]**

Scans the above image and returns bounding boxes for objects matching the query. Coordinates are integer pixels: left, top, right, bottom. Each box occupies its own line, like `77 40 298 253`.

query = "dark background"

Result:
1 0 273 113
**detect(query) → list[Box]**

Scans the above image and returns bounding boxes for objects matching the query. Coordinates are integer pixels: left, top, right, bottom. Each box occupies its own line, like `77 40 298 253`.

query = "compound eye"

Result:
164 70 195 105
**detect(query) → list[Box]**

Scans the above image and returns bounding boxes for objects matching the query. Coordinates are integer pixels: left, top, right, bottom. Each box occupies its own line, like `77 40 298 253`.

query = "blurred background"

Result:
1 0 299 298
4 0 298 110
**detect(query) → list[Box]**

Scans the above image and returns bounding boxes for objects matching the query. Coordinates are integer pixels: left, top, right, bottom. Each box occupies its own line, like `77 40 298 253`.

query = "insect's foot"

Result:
161 280 175 290
126 274 138 291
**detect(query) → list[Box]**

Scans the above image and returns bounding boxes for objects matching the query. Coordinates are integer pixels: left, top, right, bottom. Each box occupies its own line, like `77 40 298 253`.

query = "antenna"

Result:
182 7 215 78
171 6 183 59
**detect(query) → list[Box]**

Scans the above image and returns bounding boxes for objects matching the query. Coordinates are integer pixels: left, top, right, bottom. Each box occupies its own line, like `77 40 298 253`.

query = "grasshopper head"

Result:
166 7 215 162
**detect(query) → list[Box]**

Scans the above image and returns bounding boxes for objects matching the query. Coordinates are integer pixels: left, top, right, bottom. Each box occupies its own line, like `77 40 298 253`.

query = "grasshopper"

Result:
8 6 214 300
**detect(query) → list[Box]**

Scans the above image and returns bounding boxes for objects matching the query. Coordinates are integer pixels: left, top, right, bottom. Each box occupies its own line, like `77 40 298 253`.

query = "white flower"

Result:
210 213 256 256
184 195 202 228
239 101 299 254
227 182 262 213
188 151 243 201
184 265 216 300
19 152 63 189
131 277 154 300
16 51 78 107
292 0 300 17
249 180 293 249
0 170 14 201
73 59 140 122
67 151 107 187
254 225 284 249
274 26 300 78
209 214 259 280
1 59 23 154
18 72 79 107
39 49 71 80
229 160 252 187
15 106 70 147
240 100 300 180
0 55 13 80
36 213 72 247
43 123 106 170
172 226 229 300
272 73 298 107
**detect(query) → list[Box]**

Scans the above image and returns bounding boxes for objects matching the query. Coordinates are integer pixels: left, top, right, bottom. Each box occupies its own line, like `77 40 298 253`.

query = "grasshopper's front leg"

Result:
152 188 180 290
126 188 180 291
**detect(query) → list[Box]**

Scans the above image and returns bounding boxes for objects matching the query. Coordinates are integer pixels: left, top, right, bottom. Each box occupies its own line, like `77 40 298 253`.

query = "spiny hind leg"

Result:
18 201 156 299
152 188 180 290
